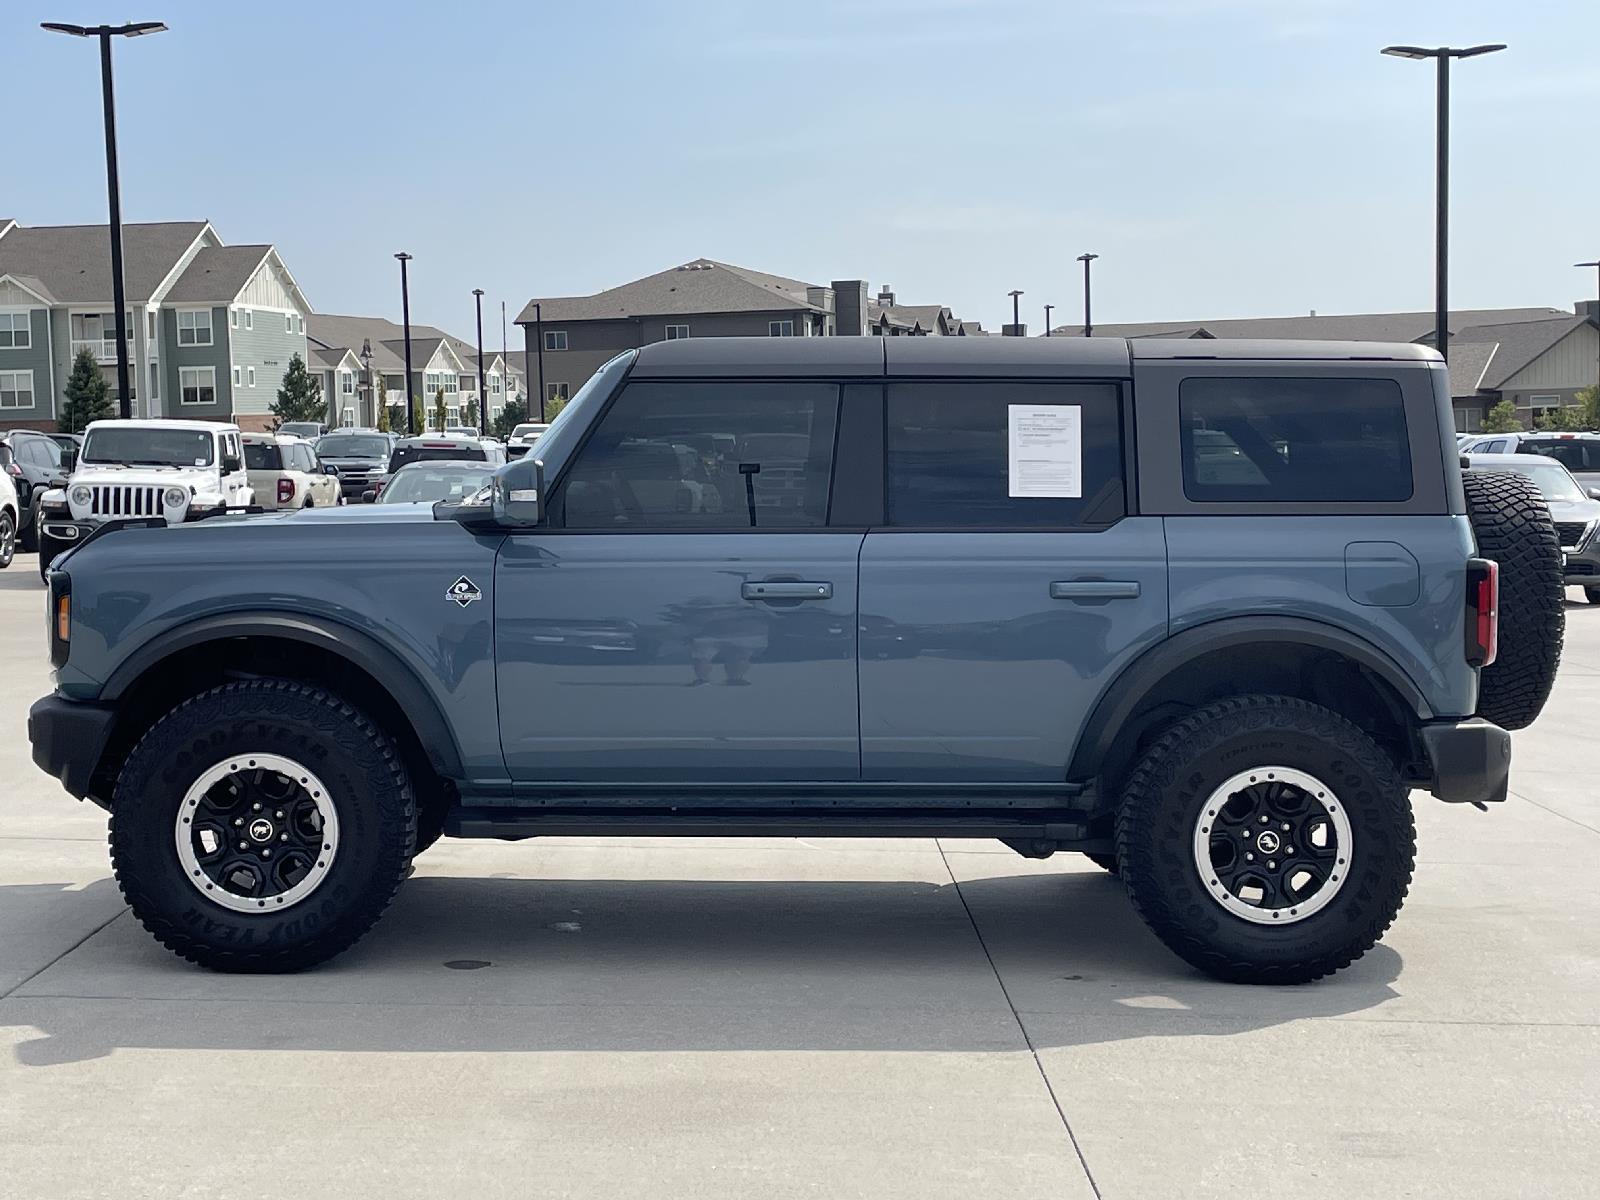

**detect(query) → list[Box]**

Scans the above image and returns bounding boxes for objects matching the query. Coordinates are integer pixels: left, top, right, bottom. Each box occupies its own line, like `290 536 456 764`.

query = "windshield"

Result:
316 434 389 459
82 426 215 467
1499 460 1586 503
389 443 486 470
520 351 636 478
512 424 549 438
378 463 495 503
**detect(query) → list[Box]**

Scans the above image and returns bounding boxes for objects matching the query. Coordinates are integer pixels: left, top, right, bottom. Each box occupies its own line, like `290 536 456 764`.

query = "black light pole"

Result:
395 252 415 435
1007 289 1024 336
534 301 547 420
1077 253 1098 336
359 337 373 427
472 289 488 437
1044 304 1054 337
43 20 167 419
1577 261 1600 389
1382 44 1506 359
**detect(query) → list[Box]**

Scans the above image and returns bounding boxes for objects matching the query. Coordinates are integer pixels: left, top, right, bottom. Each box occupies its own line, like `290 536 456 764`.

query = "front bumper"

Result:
29 694 117 806
39 517 94 545
1562 542 1600 587
1419 718 1511 805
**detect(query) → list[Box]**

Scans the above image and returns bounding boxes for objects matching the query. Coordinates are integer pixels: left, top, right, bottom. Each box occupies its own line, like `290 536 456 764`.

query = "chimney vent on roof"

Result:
877 286 895 306
1309 309 1317 316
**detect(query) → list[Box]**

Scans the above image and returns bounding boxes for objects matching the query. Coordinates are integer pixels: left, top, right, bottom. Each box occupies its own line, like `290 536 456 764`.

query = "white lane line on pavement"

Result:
935 838 1103 1200
0 907 128 1002
1508 787 1600 838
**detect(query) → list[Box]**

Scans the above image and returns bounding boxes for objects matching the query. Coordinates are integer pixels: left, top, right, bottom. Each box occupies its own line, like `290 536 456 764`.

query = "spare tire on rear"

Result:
1463 470 1563 730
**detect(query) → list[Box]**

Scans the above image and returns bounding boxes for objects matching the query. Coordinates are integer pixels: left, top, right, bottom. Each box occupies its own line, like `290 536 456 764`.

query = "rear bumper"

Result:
1419 718 1511 805
29 694 117 806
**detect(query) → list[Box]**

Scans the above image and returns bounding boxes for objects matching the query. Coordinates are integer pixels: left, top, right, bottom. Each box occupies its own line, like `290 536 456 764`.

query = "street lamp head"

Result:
42 21 167 37
1576 261 1600 269
472 288 485 298
1454 43 1507 58
1078 252 1099 263
1008 289 1025 298
1381 45 1435 59
1383 43 1506 60
394 251 412 262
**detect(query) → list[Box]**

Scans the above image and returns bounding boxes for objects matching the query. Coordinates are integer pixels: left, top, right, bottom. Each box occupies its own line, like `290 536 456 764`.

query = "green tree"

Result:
544 391 569 421
270 352 324 429
433 387 447 434
463 398 479 428
59 347 114 433
1534 404 1588 432
492 398 528 440
1481 400 1523 434
1575 384 1600 430
410 395 424 435
375 375 390 432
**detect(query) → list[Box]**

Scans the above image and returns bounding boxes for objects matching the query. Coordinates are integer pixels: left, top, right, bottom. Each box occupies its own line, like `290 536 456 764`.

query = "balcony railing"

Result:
70 337 119 363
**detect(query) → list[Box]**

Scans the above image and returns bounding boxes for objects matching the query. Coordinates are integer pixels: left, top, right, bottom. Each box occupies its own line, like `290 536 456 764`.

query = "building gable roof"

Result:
516 258 827 324
0 220 210 303
163 244 273 304
1454 316 1590 390
0 273 58 305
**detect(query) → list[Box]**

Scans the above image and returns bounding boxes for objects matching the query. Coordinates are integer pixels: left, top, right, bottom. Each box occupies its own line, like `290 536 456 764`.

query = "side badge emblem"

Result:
447 576 482 608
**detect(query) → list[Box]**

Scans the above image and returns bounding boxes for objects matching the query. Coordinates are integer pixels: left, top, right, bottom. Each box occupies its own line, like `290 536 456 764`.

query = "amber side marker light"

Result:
56 593 71 644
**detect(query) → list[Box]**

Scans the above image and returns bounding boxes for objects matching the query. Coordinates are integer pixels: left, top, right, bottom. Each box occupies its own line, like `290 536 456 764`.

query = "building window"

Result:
544 330 567 351
547 382 570 403
146 311 157 340
231 309 239 329
491 373 503 394
0 312 30 349
179 366 216 405
244 309 253 331
247 367 257 388
232 366 241 387
665 324 690 340
0 369 34 408
177 309 213 346
296 315 303 334
341 406 355 427
70 312 123 361
340 370 354 395
149 361 159 400
769 320 794 337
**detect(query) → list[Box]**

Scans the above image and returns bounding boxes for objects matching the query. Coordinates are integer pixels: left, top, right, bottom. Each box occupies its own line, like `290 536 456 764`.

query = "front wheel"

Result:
110 680 417 971
0 509 13 568
1116 694 1414 984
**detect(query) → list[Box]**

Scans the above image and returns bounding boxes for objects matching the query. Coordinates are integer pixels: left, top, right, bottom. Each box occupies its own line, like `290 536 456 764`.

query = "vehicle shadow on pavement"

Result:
0 562 44 591
4 870 1401 1065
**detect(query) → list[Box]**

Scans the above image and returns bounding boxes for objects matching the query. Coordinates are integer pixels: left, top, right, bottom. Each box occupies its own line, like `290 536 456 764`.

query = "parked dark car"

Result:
1 429 69 551
367 435 506 499
312 430 395 502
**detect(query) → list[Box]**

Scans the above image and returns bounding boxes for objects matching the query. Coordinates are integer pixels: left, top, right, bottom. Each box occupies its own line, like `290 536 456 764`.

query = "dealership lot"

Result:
0 552 1596 1199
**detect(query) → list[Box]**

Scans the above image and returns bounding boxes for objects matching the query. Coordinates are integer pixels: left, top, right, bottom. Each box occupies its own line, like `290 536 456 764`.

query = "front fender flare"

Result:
99 611 466 779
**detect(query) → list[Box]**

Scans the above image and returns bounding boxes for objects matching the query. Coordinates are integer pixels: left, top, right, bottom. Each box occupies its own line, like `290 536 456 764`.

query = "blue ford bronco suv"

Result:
28 337 1563 982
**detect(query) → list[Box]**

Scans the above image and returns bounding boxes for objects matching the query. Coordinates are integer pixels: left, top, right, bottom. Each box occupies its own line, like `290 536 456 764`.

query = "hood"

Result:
272 502 440 526
72 463 218 488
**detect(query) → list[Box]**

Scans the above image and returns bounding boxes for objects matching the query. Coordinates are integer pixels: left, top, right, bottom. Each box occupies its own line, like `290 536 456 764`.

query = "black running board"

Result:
444 805 1094 845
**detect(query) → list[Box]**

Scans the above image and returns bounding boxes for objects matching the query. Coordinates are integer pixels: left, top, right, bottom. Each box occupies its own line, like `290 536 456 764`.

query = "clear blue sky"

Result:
5 0 1597 338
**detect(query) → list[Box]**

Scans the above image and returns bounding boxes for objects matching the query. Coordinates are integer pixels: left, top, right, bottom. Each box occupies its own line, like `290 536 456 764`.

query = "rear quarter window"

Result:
1179 376 1412 503
244 443 281 470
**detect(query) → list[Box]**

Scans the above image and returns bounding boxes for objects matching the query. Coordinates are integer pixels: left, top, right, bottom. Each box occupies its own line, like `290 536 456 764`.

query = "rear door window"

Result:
559 381 839 529
1179 377 1412 503
244 442 281 470
884 381 1124 528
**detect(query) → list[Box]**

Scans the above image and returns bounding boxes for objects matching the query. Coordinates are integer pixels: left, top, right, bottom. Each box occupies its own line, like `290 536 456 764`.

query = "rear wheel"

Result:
110 680 417 971
1463 470 1563 730
0 509 13 568
1116 694 1414 984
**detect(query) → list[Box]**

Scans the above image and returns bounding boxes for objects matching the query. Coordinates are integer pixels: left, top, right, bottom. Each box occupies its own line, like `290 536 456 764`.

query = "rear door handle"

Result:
742 581 833 601
1050 580 1141 601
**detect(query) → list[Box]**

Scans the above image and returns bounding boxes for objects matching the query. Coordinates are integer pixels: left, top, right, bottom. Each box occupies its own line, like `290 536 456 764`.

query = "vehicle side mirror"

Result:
362 489 377 503
1587 486 1600 501
446 457 543 529
325 463 339 476
60 450 77 472
222 454 242 473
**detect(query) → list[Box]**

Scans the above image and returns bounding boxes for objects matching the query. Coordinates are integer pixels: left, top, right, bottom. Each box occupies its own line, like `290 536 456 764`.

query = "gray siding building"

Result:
0 219 311 431
515 259 975 405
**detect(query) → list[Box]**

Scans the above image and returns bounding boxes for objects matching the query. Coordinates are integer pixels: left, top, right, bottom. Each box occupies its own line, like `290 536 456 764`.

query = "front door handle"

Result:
1050 580 1141 601
742 581 833 601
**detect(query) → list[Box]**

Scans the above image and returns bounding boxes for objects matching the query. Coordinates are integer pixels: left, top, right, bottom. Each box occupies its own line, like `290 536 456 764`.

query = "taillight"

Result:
278 478 295 504
1465 558 1499 668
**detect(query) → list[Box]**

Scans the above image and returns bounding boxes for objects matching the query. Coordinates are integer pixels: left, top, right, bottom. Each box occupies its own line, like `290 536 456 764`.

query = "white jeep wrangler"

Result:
37 419 253 578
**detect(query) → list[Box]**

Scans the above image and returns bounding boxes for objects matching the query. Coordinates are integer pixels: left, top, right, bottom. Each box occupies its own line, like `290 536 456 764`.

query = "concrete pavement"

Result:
1 551 1596 1198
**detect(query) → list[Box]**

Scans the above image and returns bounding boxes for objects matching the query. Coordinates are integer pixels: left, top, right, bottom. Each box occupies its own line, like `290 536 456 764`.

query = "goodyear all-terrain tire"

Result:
1116 694 1415 985
110 680 416 972
1463 470 1563 730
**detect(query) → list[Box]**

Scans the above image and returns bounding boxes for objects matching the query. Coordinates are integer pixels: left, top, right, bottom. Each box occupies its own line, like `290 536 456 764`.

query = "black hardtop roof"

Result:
630 336 1441 379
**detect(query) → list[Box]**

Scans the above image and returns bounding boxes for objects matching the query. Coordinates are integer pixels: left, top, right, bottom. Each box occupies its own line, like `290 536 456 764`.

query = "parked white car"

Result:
37 419 253 578
505 423 549 459
243 433 341 510
0 466 17 568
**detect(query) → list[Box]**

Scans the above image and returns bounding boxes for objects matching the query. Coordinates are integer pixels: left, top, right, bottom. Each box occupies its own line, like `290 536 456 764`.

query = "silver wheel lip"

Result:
174 753 340 915
1191 765 1352 926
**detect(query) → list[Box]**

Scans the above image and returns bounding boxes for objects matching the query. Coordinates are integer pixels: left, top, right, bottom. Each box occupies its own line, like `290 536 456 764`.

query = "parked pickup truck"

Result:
28 337 1562 981
35 419 253 578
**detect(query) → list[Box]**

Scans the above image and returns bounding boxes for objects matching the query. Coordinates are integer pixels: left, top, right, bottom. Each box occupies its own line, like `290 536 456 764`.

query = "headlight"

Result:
70 485 91 506
163 486 188 509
